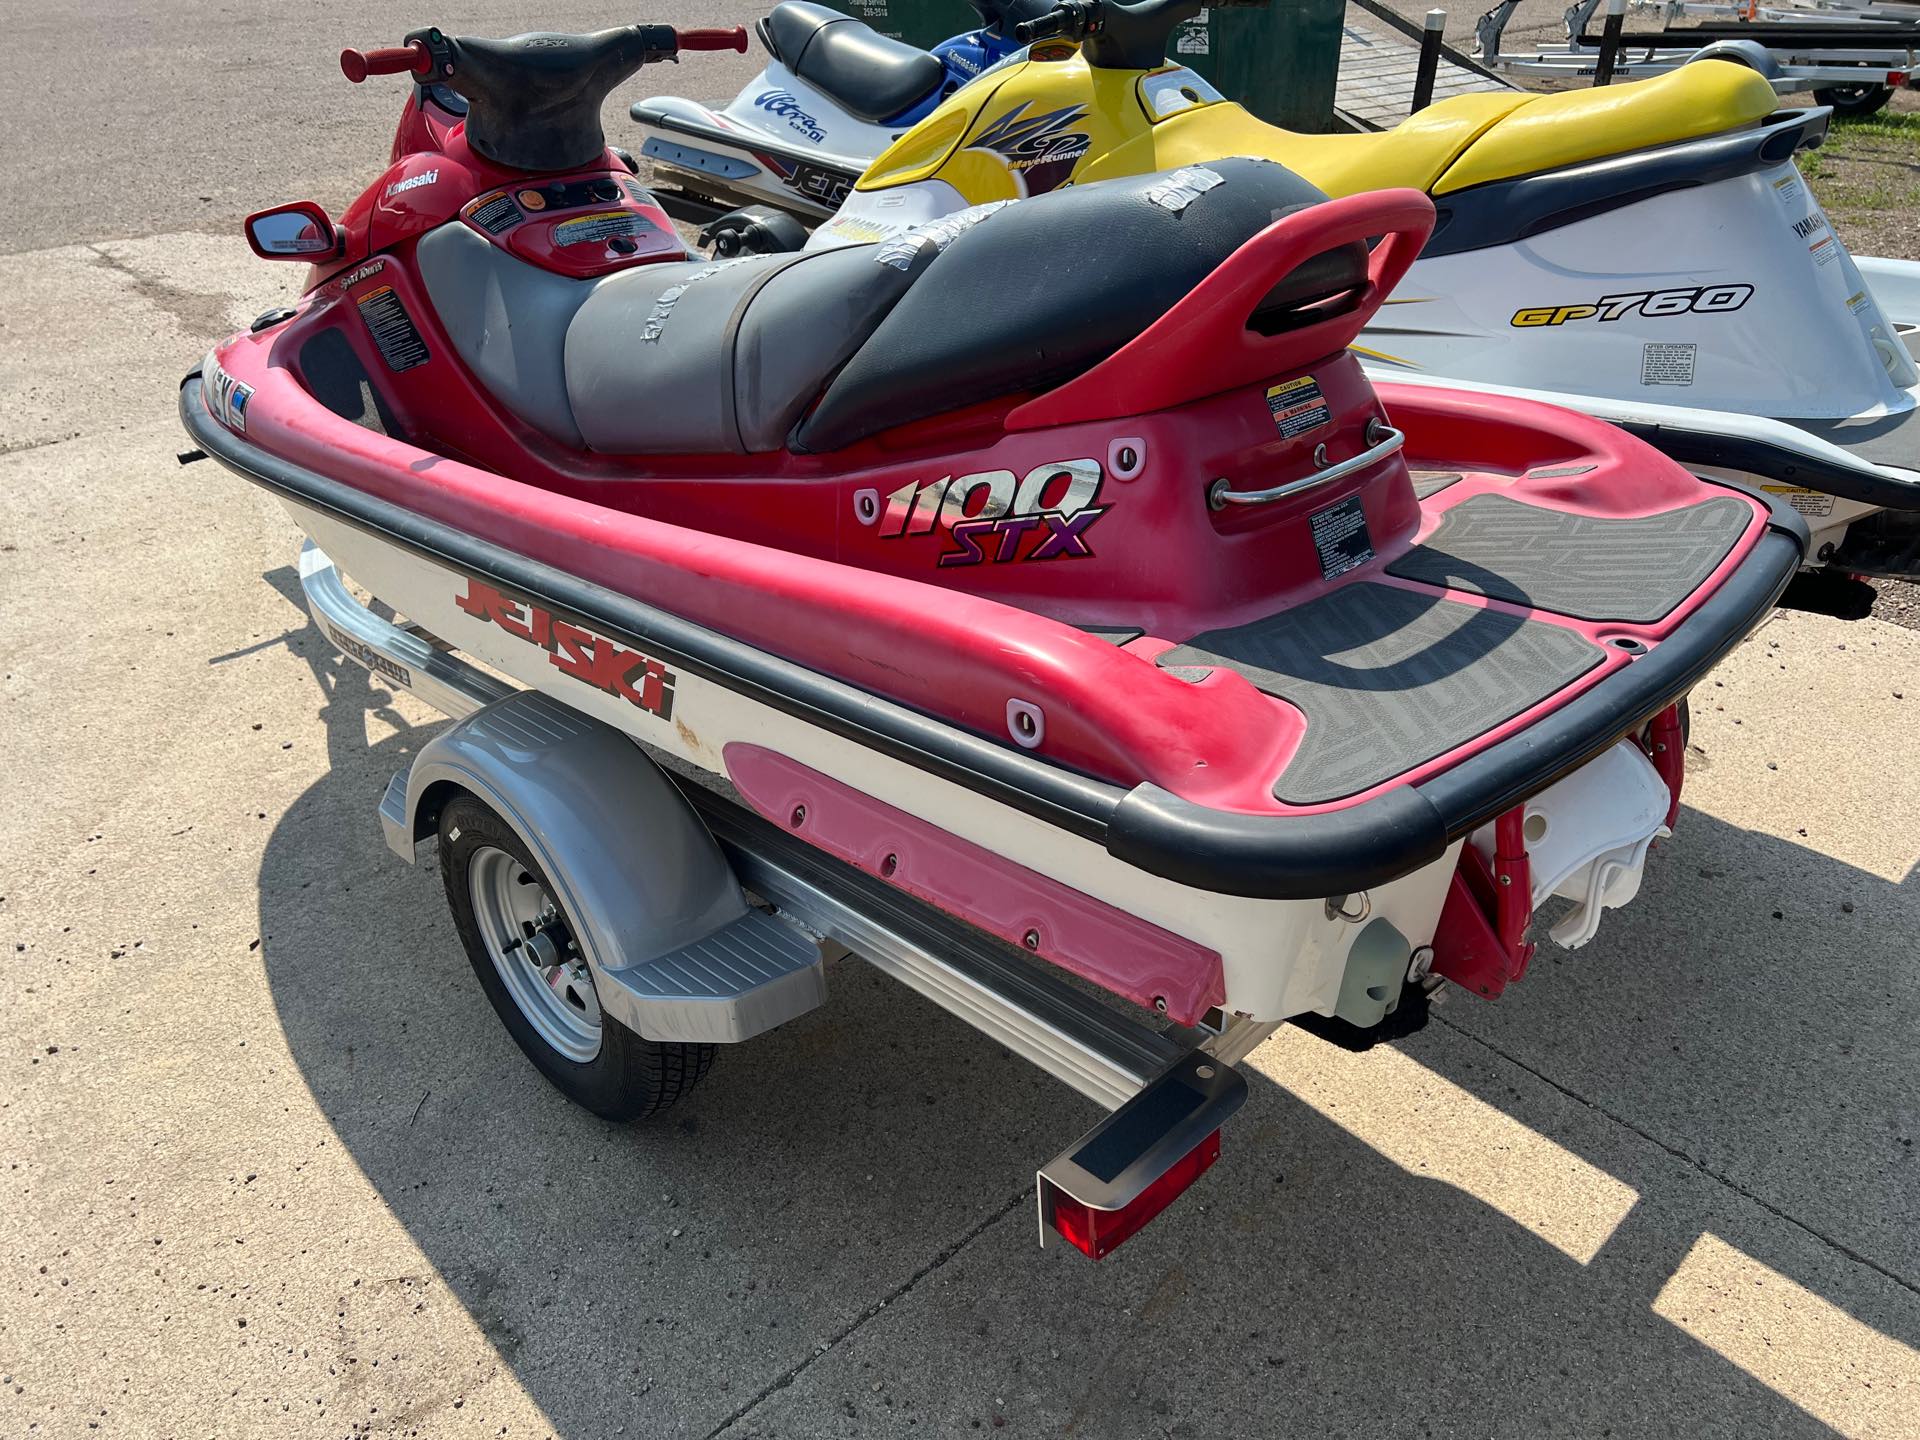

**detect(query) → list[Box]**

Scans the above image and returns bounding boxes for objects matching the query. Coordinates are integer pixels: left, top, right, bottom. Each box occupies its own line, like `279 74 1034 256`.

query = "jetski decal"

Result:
753 90 827 144
336 259 388 292
455 577 677 721
871 459 1109 566
204 360 253 433
1510 284 1754 328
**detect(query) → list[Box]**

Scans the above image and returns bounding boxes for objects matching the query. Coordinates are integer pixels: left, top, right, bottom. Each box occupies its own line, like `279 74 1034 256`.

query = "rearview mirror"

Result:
245 202 339 260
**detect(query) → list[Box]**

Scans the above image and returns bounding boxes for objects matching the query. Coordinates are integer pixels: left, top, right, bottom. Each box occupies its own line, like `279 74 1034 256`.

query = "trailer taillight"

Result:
1036 1052 1246 1260
1042 1129 1222 1259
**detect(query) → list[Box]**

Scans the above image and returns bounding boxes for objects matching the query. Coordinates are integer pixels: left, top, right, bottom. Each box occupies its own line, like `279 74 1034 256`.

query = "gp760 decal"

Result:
1511 284 1754 328
456 578 676 721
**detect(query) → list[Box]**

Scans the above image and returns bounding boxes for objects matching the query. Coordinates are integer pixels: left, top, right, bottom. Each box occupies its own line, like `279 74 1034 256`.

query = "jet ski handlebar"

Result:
340 26 748 86
1013 0 1263 67
339 23 749 173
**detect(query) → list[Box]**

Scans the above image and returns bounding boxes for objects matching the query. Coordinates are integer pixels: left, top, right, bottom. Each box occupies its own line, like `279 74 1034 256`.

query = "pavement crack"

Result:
700 1182 1034 1439
1432 1011 1920 1300
0 433 81 458
83 242 235 339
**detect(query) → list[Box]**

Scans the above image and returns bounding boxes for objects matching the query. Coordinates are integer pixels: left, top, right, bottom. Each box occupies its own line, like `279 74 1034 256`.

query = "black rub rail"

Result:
181 370 1808 901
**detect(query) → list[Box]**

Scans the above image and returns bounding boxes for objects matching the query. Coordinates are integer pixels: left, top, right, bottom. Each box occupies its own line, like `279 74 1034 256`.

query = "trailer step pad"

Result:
599 908 826 1045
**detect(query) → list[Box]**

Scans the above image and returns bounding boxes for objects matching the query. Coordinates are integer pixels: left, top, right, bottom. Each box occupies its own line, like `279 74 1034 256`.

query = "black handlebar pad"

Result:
432 24 680 172
1016 0 1266 67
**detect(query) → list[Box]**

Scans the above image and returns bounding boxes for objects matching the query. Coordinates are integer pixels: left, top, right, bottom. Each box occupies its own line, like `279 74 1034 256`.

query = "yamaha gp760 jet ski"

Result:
635 0 1053 219
182 21 1803 1254
665 0 1920 579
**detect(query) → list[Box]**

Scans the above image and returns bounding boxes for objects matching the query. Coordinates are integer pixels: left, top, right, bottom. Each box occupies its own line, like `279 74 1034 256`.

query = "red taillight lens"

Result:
1042 1129 1221 1260
1890 70 1911 87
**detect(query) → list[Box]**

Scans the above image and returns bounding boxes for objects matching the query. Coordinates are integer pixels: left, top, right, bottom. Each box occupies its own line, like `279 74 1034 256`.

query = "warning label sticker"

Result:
554 209 653 248
1809 233 1840 268
1641 342 1696 387
1761 484 1836 519
356 285 430 372
1772 173 1804 208
464 189 522 235
1310 493 1374 580
1265 375 1332 439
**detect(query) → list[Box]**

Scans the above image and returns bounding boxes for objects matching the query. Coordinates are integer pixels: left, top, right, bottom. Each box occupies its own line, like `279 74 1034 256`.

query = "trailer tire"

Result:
1812 83 1894 118
437 793 715 1121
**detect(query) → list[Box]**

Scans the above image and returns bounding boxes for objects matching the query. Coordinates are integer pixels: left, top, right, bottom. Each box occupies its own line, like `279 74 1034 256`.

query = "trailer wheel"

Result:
437 794 714 1121
1812 83 1894 118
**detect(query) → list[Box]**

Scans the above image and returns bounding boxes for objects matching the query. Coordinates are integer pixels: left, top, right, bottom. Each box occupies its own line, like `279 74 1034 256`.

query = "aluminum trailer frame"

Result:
1476 0 1917 85
298 538 1283 1256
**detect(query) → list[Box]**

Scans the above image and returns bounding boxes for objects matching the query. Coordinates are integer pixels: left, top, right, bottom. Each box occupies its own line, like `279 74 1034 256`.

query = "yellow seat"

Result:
1082 89 1533 198
1433 62 1778 193
1076 61 1777 204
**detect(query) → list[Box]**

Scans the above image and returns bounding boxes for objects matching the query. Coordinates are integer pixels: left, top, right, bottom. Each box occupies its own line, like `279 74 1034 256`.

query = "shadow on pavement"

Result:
253 591 1907 1438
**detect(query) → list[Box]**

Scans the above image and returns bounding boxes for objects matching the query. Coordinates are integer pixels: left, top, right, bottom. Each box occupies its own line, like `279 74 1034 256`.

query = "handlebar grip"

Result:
675 26 750 52
340 42 429 83
1013 12 1071 43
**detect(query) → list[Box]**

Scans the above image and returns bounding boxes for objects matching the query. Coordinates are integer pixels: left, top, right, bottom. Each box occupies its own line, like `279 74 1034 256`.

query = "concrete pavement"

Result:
2 4 1917 1437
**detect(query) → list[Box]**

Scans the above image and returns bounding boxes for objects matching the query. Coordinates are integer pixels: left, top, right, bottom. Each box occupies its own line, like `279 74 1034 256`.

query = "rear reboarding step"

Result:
1160 493 1751 805
318 542 1264 1259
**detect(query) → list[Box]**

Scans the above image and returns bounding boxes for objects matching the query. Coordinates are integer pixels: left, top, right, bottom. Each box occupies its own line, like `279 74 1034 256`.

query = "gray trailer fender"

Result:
381 690 825 1043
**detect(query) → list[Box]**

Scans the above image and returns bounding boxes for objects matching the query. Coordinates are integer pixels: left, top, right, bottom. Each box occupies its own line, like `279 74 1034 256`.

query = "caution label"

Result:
1265 375 1332 440
464 189 522 235
554 210 653 248
1761 484 1836 519
1641 342 1696 387
356 285 430 372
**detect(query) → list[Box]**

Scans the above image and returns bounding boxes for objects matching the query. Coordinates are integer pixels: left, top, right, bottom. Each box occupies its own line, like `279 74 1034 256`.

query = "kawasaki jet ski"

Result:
182 21 1803 1255
675 0 1920 579
633 0 1052 221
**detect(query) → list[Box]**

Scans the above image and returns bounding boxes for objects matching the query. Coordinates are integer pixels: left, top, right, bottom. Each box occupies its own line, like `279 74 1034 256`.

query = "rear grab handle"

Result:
1007 188 1437 430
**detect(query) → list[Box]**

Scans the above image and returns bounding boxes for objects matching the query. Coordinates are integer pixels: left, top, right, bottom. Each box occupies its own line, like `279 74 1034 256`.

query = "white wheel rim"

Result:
468 845 603 1063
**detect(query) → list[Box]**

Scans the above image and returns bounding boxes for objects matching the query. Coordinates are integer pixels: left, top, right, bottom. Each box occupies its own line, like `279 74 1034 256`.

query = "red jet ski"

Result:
181 22 1804 1258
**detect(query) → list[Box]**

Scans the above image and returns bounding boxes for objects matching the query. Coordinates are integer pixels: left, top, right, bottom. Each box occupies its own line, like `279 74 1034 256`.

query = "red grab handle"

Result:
675 26 750 52
340 42 429 83
1008 188 1437 431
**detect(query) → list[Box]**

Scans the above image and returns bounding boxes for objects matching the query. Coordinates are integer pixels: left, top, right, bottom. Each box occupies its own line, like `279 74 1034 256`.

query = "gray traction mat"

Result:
1158 582 1602 806
1388 494 1751 623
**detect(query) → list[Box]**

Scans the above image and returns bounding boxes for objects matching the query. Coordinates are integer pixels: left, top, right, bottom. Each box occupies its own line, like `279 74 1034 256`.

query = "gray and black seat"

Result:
759 1 945 125
416 158 1368 457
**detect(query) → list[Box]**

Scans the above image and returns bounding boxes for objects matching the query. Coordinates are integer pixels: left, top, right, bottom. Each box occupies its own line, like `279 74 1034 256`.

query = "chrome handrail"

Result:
1208 418 1404 511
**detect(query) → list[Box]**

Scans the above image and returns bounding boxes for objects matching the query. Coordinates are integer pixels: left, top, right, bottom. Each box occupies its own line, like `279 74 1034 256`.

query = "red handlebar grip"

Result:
340 42 429 84
675 26 750 52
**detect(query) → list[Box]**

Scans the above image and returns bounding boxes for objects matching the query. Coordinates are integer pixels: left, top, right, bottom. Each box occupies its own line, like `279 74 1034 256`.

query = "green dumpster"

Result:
819 1 1347 133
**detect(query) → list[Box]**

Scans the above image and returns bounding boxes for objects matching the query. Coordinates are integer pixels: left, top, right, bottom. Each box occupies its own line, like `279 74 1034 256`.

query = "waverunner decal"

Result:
454 578 676 722
1511 285 1753 328
969 102 1090 194
872 460 1108 566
